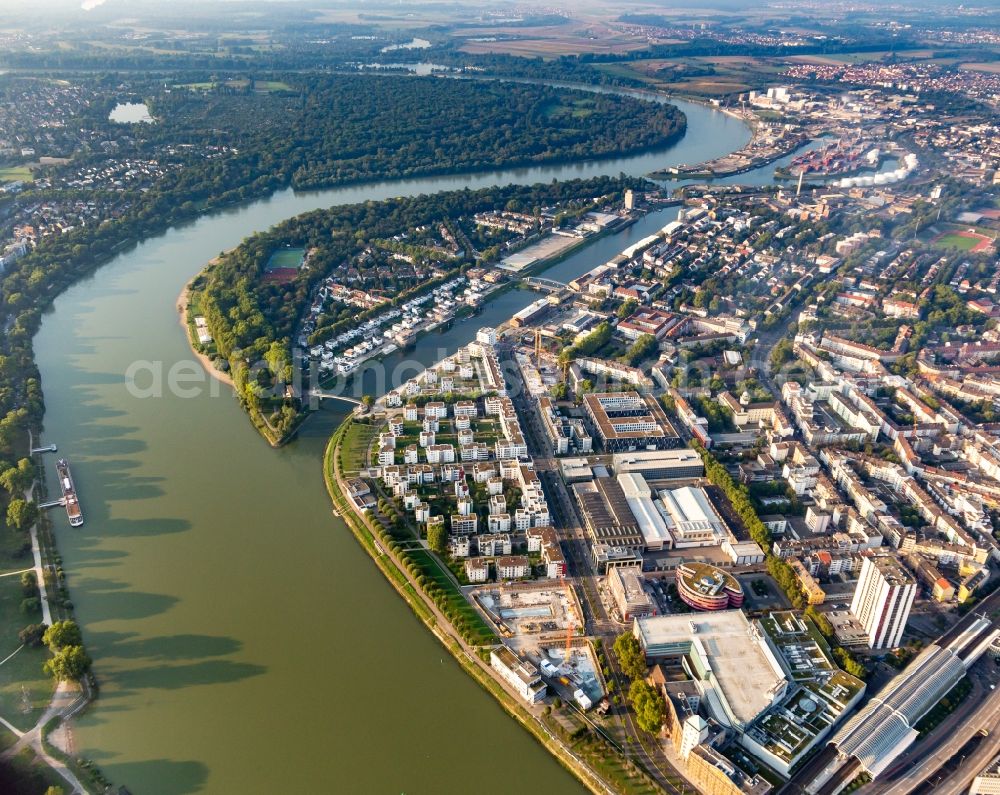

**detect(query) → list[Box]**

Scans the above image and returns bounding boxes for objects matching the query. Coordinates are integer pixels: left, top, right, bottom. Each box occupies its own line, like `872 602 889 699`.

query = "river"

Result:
33 98 749 794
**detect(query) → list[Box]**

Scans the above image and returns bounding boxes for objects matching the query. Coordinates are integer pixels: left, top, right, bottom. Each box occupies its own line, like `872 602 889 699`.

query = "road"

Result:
930 722 1000 795
782 587 1000 795
1 682 88 794
330 430 621 795
502 348 691 794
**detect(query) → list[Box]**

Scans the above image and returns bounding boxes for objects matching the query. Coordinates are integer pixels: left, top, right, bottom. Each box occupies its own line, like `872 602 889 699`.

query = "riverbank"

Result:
177 273 234 389
181 264 308 448
323 417 659 795
26 84 750 793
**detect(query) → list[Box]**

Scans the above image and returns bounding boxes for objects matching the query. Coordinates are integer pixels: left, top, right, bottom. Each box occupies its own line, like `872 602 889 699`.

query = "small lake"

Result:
381 37 432 53
109 102 154 124
360 62 452 76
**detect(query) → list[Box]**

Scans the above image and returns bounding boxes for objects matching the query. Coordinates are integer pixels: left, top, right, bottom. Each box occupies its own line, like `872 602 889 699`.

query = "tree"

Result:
621 333 657 366
805 606 834 638
43 645 92 682
0 458 33 495
20 570 37 597
617 298 638 320
769 338 794 371
629 679 665 734
6 498 37 530
45 787 65 795
19 623 46 647
427 522 448 556
833 647 867 680
613 632 648 681
43 620 83 652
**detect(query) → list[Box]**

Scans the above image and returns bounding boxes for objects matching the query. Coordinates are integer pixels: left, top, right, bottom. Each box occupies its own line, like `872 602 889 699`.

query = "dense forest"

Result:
0 69 686 454
136 75 685 189
196 176 643 441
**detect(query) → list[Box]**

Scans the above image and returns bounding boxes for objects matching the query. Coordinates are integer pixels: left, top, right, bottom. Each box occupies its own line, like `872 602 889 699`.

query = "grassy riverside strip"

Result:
323 417 662 795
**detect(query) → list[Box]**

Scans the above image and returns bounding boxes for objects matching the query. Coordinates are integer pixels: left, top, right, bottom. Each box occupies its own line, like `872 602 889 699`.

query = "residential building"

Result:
465 557 490 583
496 555 531 580
849 553 916 649
490 647 547 704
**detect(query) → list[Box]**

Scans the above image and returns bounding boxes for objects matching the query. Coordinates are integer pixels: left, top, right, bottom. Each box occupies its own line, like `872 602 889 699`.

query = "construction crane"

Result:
534 328 543 366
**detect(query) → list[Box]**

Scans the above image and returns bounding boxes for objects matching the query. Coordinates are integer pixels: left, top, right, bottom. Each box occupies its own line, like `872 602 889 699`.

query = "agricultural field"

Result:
962 62 1000 74
598 55 785 97
593 48 992 98
456 19 648 59
178 80 292 93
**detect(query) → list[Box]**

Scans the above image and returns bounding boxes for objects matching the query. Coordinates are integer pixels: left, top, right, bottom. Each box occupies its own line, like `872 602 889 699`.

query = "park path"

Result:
0 479 87 793
1 682 88 794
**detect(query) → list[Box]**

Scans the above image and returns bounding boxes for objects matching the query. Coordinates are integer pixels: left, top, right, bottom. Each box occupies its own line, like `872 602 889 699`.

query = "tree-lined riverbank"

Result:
25 93 748 793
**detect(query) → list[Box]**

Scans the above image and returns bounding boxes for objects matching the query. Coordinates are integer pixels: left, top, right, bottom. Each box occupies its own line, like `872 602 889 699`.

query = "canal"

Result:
33 97 749 794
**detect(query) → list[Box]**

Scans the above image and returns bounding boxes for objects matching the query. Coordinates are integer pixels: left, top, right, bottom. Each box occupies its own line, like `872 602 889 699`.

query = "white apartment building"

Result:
850 554 916 649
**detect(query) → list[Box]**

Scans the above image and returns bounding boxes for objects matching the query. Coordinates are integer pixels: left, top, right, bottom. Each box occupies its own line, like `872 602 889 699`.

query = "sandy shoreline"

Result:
177 266 235 389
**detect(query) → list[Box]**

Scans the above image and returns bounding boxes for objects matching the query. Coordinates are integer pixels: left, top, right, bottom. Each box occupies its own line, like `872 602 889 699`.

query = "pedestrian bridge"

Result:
522 277 567 294
309 388 364 406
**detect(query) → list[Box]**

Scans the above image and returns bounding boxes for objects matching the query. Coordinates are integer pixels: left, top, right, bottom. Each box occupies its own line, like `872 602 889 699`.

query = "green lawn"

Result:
339 421 381 474
0 166 33 184
933 233 983 251
0 575 54 733
265 247 306 271
255 80 293 92
405 549 495 645
0 724 17 752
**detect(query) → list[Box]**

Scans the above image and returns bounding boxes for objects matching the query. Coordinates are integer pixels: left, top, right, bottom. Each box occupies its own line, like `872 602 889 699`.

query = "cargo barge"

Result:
56 458 83 527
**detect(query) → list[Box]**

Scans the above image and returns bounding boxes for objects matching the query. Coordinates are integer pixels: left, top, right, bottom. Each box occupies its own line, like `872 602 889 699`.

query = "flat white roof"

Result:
727 541 765 556
659 486 723 536
636 611 786 727
618 472 652 498
613 448 702 467
627 494 671 548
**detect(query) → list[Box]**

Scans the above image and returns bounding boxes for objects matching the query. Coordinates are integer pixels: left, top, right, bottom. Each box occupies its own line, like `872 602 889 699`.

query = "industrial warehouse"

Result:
799 618 1000 793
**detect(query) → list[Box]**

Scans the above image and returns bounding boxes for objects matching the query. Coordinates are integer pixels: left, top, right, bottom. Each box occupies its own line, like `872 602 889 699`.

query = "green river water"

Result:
32 98 750 794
